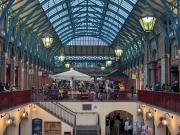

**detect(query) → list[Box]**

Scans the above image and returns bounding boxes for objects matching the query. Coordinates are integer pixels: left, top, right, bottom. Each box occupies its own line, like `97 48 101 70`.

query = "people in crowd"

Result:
172 80 179 93
130 86 134 97
146 126 151 135
154 82 161 91
145 85 149 90
51 81 59 100
0 82 8 92
10 85 17 91
114 114 120 135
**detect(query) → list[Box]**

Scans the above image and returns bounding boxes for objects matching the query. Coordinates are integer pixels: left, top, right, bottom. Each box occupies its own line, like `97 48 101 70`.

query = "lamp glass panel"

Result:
139 17 156 32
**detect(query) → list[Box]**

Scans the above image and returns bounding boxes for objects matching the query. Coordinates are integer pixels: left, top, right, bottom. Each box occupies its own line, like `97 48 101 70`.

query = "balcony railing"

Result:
0 90 32 110
138 90 180 113
2 89 180 114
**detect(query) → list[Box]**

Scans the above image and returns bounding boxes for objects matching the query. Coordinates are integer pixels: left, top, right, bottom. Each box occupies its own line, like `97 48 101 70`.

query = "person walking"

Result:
131 86 134 97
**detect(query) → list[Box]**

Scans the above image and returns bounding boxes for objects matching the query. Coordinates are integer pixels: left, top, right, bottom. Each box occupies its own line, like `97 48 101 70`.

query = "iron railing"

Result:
37 102 77 127
138 90 180 113
0 90 32 111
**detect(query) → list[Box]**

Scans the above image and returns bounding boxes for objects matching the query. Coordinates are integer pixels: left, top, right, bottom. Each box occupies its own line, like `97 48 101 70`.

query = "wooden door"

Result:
44 122 61 135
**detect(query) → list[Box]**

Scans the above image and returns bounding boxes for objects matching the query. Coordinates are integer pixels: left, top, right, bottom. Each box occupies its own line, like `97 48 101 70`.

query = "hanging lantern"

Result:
115 46 123 57
65 63 70 68
101 66 105 71
41 33 53 48
145 110 154 120
59 55 65 62
106 60 112 67
139 7 156 32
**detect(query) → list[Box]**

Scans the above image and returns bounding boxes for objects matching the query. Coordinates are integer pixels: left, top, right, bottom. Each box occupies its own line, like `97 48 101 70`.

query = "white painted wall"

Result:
1 102 180 135
76 113 98 125
60 101 138 135
32 105 73 135
0 104 73 135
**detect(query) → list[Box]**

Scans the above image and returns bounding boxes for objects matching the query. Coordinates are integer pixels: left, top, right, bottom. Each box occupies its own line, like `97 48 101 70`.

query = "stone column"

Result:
144 64 148 88
18 59 23 90
161 58 166 85
29 64 33 89
35 65 38 89
178 50 180 92
11 57 16 86
25 61 29 90
166 54 171 85
2 52 7 83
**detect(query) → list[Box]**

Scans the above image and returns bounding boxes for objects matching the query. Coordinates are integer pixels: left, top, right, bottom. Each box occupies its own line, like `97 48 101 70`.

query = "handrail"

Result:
138 90 180 113
97 113 101 135
35 89 77 114
0 90 32 110
51 102 77 116
37 101 77 127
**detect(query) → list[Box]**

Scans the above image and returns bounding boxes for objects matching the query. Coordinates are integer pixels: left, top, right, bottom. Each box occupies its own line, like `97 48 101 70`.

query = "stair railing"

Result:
97 113 101 135
37 101 77 127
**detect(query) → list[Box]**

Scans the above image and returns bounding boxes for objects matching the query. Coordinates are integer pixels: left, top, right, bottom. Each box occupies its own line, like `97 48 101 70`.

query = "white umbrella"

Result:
53 68 91 99
53 68 91 81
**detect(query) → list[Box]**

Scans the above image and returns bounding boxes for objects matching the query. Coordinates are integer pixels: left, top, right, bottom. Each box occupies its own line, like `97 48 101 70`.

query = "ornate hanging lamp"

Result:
106 60 112 67
65 63 70 68
41 0 53 48
41 32 53 48
101 66 105 71
59 54 65 62
115 46 123 58
139 6 156 32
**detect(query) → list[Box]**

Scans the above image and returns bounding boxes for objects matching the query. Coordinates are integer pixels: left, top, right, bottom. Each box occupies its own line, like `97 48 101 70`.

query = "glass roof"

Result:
67 37 107 46
39 0 137 45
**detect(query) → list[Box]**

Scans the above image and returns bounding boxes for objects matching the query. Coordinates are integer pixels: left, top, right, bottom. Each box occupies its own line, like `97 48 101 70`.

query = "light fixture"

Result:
162 118 168 126
32 105 36 112
101 66 105 71
139 6 156 32
137 104 145 116
41 32 53 48
137 107 143 116
115 46 123 57
18 107 28 119
106 60 112 67
65 63 70 68
1 113 15 127
145 109 155 120
161 113 173 126
59 55 65 62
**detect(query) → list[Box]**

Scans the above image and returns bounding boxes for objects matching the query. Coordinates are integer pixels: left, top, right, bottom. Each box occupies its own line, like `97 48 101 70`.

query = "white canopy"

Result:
53 68 91 81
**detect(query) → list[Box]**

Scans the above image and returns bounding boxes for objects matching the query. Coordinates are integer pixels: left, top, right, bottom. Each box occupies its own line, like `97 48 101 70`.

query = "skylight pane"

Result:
39 0 137 44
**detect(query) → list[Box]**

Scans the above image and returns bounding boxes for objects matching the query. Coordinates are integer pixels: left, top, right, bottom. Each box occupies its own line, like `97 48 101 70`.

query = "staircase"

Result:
76 125 98 135
36 102 101 135
75 112 100 135
36 102 77 127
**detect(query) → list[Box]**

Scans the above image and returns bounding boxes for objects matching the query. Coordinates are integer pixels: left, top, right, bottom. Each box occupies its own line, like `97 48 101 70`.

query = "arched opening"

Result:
3 124 16 135
105 110 133 135
18 119 28 135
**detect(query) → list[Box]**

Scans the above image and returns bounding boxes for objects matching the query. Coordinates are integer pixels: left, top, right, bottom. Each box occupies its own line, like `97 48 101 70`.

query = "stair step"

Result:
76 132 97 135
